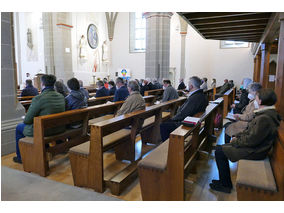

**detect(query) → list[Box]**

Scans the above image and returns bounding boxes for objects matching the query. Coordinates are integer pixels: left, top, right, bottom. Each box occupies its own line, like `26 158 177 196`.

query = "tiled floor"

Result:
1 129 238 201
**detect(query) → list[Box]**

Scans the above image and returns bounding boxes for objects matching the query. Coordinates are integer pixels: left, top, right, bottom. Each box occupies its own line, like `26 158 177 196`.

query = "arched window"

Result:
129 12 146 53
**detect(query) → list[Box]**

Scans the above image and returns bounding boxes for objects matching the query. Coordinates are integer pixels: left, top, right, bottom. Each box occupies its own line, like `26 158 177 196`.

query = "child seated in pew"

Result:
14 74 66 164
210 88 281 193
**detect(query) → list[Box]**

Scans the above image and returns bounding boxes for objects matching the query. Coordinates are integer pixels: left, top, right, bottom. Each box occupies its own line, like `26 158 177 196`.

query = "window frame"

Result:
129 12 146 53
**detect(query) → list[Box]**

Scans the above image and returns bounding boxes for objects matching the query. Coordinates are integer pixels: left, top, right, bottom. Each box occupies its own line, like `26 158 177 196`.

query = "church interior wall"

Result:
14 12 45 85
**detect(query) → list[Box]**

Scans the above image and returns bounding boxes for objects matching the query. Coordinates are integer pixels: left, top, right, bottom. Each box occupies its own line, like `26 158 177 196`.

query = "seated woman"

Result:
210 88 281 193
224 83 262 143
65 78 87 110
116 80 145 116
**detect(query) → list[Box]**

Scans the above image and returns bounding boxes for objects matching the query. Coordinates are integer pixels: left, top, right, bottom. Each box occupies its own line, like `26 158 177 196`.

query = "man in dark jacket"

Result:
140 78 156 96
14 74 66 164
210 89 281 193
231 88 249 114
21 79 39 97
66 78 88 110
160 76 208 141
177 78 186 90
114 77 129 102
108 80 116 96
95 80 109 98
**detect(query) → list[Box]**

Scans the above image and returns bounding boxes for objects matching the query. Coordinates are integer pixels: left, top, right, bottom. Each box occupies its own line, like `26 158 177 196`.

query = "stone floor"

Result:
1 128 238 201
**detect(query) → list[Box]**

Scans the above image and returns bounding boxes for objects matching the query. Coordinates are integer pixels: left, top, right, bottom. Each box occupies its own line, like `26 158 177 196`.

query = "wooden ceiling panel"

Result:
178 12 274 43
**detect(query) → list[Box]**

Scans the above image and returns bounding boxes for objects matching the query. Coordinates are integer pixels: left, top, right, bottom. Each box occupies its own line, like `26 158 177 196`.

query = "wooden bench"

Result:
20 100 32 112
138 100 224 200
236 121 284 201
83 86 97 93
87 95 114 106
69 97 187 195
212 86 222 101
223 87 236 117
19 109 90 177
17 96 35 101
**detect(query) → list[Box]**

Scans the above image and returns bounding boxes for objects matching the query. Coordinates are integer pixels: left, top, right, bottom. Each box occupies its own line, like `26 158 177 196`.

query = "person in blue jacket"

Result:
21 80 39 97
65 78 87 110
95 80 109 98
108 80 116 96
114 77 129 102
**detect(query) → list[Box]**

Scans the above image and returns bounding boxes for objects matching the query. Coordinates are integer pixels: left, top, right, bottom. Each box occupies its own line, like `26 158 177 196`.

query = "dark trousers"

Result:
160 121 181 142
215 146 232 188
15 123 26 160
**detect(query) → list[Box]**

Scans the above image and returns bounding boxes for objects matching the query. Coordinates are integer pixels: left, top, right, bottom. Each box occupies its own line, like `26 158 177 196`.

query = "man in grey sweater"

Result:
162 79 179 102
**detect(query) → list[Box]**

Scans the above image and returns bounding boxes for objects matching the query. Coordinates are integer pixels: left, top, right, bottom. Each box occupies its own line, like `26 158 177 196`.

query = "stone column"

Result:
259 43 272 88
144 12 173 81
179 16 188 80
275 13 284 118
1 12 25 156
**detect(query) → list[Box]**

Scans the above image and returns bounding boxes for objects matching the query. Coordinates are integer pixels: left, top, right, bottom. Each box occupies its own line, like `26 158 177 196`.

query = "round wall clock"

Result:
87 24 99 49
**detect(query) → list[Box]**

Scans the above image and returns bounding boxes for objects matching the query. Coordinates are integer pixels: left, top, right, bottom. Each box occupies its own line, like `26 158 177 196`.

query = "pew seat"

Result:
142 112 171 128
69 129 131 156
236 158 277 192
20 128 83 145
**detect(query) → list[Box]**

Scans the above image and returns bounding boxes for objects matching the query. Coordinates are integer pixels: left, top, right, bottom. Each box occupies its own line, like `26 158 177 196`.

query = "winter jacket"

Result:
65 90 87 111
116 91 145 116
226 100 256 137
222 107 281 162
21 85 39 97
23 87 66 137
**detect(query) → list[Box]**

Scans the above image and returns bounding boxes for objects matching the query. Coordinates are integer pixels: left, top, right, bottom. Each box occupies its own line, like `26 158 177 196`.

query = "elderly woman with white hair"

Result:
224 82 262 144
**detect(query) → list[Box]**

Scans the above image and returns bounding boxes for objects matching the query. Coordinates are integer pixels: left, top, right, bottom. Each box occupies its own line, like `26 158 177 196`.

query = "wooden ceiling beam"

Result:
202 29 265 36
253 13 280 57
205 32 263 39
181 12 257 20
199 25 266 34
190 13 271 25
195 20 268 30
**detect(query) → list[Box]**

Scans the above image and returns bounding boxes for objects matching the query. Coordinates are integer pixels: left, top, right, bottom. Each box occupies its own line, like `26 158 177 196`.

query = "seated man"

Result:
177 78 186 90
114 77 129 102
108 80 116 96
78 80 89 99
160 76 208 141
14 74 66 163
224 83 262 144
153 78 162 89
162 79 179 102
116 80 145 116
95 80 109 98
215 79 230 99
66 78 88 110
140 78 155 96
210 88 281 193
21 79 39 97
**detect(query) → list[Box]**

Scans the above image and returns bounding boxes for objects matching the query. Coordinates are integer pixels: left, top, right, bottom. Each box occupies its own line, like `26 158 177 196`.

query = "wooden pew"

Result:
84 86 97 93
17 96 35 101
69 97 187 195
19 109 90 177
212 86 222 101
223 87 236 117
87 96 114 106
137 100 224 201
236 121 284 201
20 100 32 113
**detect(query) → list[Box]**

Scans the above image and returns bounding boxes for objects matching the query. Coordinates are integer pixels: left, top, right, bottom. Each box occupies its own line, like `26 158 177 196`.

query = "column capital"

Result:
179 16 188 35
143 12 173 19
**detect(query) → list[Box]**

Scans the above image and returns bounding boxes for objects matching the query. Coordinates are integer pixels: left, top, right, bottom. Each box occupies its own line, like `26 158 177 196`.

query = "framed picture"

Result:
87 24 99 49
220 40 249 49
